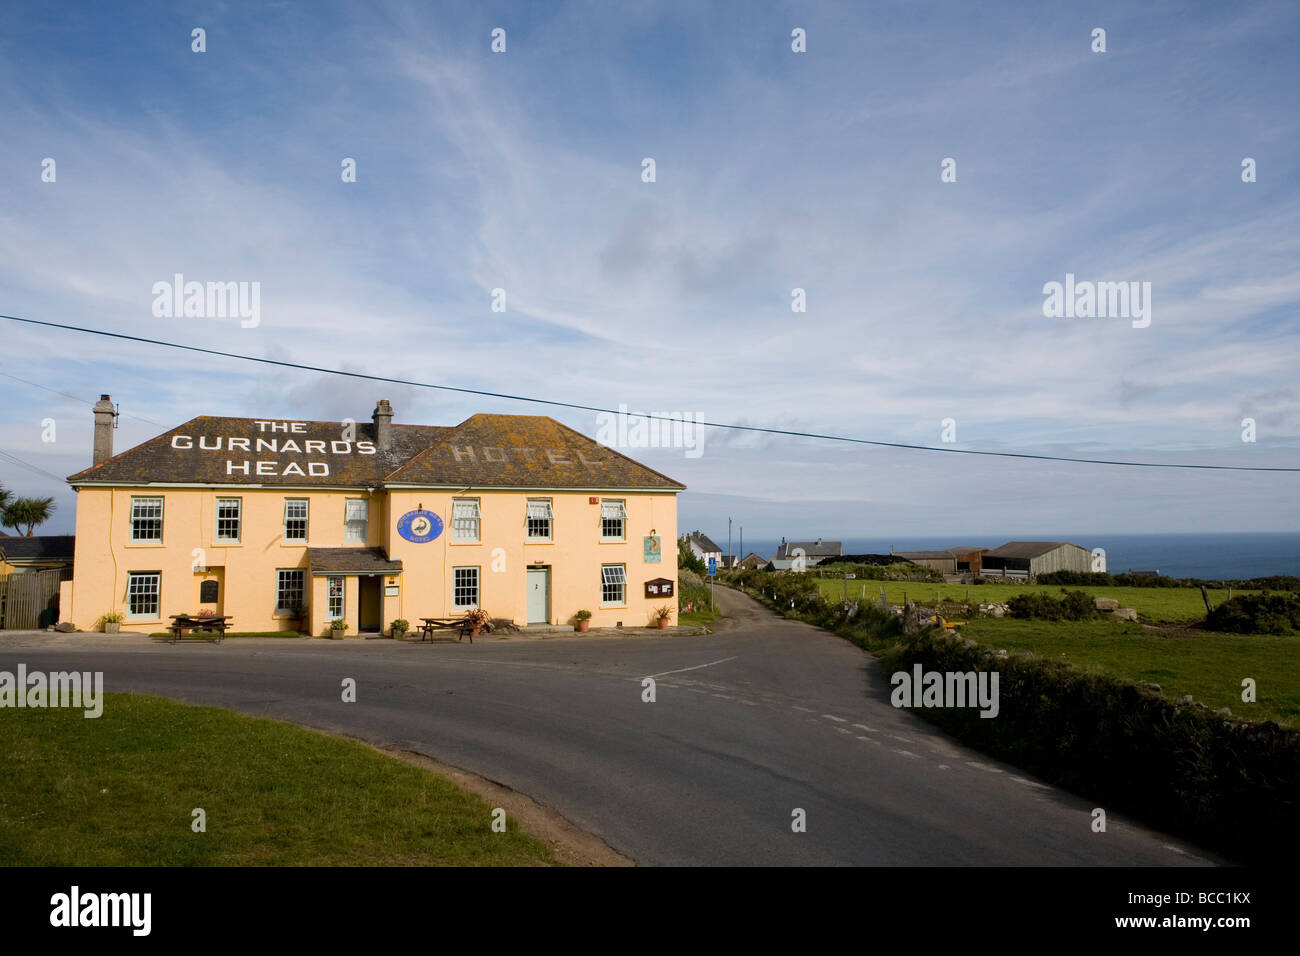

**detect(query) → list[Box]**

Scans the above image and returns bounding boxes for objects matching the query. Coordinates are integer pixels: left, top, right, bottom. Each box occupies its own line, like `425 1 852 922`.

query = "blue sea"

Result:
726 534 1300 580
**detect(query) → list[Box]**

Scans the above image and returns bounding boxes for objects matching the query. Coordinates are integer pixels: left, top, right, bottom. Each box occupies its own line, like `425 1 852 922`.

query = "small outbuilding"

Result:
980 541 1094 578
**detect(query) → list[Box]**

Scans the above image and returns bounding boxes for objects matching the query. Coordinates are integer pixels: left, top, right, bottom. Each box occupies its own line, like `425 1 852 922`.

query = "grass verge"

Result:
0 692 559 866
815 579 1253 622
960 618 1300 726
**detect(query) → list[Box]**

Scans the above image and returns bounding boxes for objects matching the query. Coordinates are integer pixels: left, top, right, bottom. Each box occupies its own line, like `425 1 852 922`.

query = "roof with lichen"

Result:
67 413 683 491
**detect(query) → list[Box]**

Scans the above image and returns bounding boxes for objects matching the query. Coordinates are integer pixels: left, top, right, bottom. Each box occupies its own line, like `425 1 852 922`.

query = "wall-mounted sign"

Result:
199 580 219 604
384 585 400 597
643 535 662 563
397 509 443 543
645 577 674 599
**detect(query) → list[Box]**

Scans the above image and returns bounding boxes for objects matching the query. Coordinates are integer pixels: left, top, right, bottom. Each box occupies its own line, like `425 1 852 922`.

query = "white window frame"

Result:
600 499 627 541
601 564 627 607
526 498 553 541
215 497 242 543
126 571 161 618
130 496 164 542
276 569 305 614
327 575 345 620
452 497 481 543
453 566 480 609
284 498 309 542
344 498 369 543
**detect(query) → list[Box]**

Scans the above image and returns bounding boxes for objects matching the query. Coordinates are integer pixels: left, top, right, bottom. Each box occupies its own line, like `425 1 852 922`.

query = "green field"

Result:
954 618 1300 726
0 693 558 866
813 578 1253 622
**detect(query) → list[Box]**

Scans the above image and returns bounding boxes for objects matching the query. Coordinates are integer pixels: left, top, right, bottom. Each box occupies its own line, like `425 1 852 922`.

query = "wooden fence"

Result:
0 568 72 629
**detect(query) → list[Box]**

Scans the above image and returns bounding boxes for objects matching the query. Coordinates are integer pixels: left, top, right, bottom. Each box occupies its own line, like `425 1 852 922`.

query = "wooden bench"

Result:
418 617 492 643
167 614 231 643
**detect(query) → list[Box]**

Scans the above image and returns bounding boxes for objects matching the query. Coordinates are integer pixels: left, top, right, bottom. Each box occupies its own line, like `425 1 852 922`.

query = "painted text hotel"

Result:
63 397 682 635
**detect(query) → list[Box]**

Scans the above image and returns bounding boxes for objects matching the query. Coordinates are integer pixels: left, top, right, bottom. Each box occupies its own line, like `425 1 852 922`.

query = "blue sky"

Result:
1 0 1297 539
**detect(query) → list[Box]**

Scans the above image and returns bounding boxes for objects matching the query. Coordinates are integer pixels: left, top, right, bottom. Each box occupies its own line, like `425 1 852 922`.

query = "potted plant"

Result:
289 604 307 633
98 611 124 634
573 609 592 632
653 605 673 629
390 618 410 640
329 618 348 639
461 608 492 638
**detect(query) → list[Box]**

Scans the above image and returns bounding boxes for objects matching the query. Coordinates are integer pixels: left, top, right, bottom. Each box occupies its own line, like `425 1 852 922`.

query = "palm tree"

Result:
1 496 56 536
0 483 12 515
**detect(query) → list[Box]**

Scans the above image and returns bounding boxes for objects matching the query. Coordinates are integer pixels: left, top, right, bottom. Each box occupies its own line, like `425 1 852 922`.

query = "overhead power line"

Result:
0 369 165 427
2 313 1297 473
0 447 68 484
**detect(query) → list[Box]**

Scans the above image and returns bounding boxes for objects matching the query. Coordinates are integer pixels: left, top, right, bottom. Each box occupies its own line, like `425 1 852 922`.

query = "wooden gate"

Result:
0 568 72 629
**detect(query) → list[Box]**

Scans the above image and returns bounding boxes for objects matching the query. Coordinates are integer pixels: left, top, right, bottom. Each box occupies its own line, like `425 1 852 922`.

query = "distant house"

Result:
891 547 988 574
774 538 843 567
736 552 767 571
981 541 1095 578
683 531 723 569
0 535 76 575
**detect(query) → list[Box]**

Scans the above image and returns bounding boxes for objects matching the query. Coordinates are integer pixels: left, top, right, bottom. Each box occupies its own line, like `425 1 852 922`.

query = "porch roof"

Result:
307 547 402 575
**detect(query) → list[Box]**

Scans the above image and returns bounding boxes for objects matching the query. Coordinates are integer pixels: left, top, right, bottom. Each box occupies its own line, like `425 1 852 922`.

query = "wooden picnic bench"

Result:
418 617 489 644
167 614 232 643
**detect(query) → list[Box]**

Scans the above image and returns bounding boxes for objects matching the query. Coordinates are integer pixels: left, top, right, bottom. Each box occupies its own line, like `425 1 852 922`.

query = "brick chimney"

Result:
92 394 116 465
372 399 394 451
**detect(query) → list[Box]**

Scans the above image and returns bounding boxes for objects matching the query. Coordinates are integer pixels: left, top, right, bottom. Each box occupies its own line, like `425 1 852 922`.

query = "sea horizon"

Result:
711 532 1300 580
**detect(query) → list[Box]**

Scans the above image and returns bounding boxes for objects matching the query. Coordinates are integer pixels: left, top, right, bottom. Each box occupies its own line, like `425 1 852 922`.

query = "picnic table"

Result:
418 617 487 643
167 614 232 643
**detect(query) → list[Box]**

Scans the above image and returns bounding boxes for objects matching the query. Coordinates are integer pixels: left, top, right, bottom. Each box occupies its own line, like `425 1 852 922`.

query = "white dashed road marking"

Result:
644 657 738 679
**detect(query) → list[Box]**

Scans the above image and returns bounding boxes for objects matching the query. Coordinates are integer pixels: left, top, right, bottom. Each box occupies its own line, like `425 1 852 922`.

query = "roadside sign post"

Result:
708 556 717 611
843 572 856 601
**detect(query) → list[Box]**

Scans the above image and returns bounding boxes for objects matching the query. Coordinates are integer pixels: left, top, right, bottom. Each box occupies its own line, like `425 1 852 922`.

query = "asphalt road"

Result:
0 588 1216 865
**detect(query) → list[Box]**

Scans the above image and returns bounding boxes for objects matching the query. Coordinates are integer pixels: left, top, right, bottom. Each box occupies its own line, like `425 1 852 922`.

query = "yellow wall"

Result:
386 490 677 628
68 485 678 634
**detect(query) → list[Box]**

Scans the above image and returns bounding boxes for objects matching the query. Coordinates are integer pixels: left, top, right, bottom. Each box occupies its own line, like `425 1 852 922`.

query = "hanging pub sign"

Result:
644 577 674 599
643 535 662 563
397 509 443 543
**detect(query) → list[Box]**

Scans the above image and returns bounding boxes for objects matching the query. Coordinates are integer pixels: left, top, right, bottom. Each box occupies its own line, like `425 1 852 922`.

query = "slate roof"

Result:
777 539 843 558
388 415 684 490
685 531 722 553
0 534 76 563
67 412 684 492
307 547 402 575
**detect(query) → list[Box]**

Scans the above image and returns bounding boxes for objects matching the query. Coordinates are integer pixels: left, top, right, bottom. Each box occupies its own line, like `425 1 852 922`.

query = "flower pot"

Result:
575 619 590 632
330 628 346 640
656 617 669 630
104 622 120 634
392 629 407 641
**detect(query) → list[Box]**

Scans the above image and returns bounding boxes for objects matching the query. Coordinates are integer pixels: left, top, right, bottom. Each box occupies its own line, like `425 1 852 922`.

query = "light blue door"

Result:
526 567 550 624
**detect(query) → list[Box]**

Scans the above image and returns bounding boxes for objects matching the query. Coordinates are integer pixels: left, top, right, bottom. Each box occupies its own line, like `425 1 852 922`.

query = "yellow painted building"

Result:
63 399 682 635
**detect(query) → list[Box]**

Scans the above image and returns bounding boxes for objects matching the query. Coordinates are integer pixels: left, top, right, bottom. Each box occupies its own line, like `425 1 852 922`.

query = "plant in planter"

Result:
573 609 592 632
390 618 410 640
289 605 307 633
97 611 125 634
329 618 348 639
460 608 493 637
653 605 673 629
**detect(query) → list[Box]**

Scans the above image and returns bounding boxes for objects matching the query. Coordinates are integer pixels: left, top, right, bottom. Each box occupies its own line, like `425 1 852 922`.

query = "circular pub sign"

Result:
397 509 443 543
